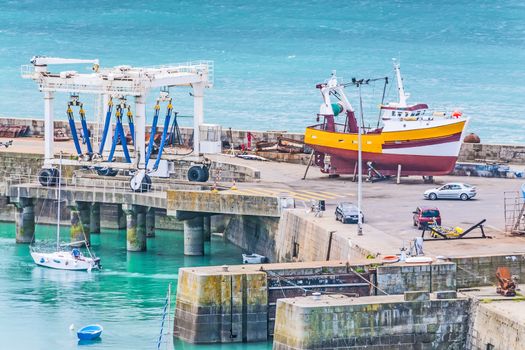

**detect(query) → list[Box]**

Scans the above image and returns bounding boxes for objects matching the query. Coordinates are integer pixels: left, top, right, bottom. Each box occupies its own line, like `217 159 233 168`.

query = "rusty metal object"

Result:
463 132 481 143
0 125 29 138
54 127 70 142
496 267 516 297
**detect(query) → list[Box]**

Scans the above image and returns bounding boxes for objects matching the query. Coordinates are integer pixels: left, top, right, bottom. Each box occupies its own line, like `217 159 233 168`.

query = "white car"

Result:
424 183 476 201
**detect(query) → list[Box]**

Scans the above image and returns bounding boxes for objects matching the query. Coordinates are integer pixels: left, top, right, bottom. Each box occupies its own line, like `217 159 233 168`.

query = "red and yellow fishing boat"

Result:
305 61 468 177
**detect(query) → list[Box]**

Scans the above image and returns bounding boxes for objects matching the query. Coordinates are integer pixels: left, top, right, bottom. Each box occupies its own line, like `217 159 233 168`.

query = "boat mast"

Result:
56 152 62 251
393 59 408 107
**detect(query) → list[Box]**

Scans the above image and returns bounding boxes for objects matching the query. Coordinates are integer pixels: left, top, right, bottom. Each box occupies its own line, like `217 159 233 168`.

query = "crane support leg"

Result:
43 91 54 166
193 82 204 156
135 96 146 168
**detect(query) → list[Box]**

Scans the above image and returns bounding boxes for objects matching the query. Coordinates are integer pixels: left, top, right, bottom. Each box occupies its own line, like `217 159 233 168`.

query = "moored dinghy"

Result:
77 324 103 340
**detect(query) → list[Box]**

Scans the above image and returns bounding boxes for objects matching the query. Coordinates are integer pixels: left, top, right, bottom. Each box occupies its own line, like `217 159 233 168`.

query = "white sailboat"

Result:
30 153 100 271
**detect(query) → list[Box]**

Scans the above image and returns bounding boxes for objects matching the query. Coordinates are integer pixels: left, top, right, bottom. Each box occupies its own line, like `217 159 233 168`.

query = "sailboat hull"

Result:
31 251 99 271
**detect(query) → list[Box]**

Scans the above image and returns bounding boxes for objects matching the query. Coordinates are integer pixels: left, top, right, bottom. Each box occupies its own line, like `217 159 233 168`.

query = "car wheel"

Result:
460 193 468 201
429 193 437 200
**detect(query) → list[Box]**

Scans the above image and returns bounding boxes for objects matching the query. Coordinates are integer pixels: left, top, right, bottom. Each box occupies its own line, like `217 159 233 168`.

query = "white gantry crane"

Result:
22 56 218 191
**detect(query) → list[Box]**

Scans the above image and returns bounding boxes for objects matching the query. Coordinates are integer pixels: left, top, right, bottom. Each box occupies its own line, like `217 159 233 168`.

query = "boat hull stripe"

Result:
382 132 462 149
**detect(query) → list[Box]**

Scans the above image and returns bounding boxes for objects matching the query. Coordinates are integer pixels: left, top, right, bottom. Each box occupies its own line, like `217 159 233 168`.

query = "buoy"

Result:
69 324 75 331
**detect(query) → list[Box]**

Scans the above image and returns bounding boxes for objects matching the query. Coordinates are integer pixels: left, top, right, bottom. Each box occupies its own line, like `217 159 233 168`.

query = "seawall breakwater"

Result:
1 117 525 165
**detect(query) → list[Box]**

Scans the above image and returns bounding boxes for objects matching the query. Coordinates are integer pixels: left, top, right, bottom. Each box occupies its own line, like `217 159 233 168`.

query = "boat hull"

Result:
31 251 99 271
313 145 457 175
305 118 468 176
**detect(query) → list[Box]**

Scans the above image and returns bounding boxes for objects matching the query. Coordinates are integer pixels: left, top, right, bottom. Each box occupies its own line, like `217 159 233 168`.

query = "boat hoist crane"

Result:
22 56 218 191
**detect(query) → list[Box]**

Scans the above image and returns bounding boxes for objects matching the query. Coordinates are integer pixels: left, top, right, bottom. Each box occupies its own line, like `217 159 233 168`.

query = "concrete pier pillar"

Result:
146 207 155 238
70 202 91 246
184 216 204 256
117 204 126 229
124 205 147 252
15 198 35 244
211 214 228 235
203 216 211 241
90 203 101 234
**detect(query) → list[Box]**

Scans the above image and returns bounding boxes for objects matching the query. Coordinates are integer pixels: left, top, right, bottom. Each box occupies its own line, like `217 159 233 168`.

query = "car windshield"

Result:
342 207 358 214
422 210 439 217
463 184 472 188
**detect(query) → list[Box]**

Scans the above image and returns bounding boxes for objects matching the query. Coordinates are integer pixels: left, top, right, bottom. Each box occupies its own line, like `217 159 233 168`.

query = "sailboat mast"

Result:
56 152 62 251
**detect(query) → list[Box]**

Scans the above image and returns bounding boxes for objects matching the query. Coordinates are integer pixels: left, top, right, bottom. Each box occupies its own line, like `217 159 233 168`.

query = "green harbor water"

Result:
0 222 272 350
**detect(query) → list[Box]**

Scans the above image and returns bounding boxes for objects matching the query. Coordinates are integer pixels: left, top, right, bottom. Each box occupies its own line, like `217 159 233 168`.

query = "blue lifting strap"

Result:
98 100 113 155
79 105 93 155
127 107 135 146
67 106 83 156
145 104 160 167
153 103 173 171
107 106 132 163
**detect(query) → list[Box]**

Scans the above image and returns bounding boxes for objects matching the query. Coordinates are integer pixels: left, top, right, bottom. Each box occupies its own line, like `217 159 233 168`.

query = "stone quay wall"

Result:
224 210 370 264
469 300 525 350
376 263 456 295
273 293 470 350
174 267 269 344
450 254 525 288
4 117 525 165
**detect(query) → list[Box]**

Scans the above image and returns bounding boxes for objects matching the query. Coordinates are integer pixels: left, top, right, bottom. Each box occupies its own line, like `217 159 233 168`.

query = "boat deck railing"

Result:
307 123 377 134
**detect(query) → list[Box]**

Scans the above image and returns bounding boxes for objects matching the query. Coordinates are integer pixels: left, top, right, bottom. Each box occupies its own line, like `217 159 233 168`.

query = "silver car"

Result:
424 183 477 201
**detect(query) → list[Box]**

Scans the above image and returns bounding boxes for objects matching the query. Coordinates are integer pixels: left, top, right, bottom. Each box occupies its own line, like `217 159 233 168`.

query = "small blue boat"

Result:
77 324 103 340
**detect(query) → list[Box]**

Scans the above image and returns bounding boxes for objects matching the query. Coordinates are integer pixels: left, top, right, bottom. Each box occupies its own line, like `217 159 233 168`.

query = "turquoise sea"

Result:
0 1 524 143
0 222 271 350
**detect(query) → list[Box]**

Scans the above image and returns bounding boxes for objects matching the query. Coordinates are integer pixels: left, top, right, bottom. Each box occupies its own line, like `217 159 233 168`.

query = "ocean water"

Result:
0 222 272 350
0 1 524 143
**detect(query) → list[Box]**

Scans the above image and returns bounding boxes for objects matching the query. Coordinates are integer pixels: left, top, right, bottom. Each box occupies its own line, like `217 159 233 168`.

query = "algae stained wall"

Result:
273 294 470 350
224 210 369 263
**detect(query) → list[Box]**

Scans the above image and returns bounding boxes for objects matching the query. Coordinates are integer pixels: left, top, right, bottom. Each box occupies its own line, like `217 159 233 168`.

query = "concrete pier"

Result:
146 207 155 238
70 202 90 246
90 202 100 234
184 216 204 256
117 204 126 229
124 205 147 252
174 261 373 344
211 214 228 235
14 198 34 244
273 292 469 350
203 216 211 241
174 266 268 343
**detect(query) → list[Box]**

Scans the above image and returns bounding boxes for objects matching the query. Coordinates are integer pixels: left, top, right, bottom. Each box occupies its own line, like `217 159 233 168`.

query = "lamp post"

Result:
357 84 363 236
